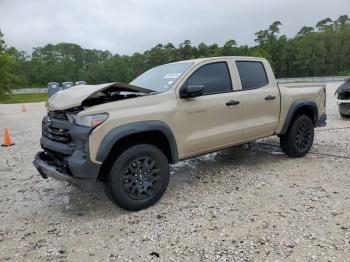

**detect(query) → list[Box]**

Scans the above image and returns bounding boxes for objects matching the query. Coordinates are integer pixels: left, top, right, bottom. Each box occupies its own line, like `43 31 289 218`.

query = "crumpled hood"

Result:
46 82 152 111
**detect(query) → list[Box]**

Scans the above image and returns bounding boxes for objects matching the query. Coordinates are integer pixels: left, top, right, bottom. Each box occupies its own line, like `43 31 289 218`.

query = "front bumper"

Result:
33 115 101 191
33 152 99 191
34 151 75 182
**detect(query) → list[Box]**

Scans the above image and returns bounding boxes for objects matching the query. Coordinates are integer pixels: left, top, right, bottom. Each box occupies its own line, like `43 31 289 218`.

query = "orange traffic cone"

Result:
1 128 15 146
21 105 27 112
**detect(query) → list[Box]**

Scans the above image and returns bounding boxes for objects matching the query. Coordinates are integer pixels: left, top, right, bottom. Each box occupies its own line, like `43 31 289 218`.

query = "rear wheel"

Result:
107 144 170 211
280 115 314 157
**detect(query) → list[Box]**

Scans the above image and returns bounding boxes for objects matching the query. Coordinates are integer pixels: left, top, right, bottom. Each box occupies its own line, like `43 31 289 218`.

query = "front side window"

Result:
130 62 193 93
236 61 268 90
187 62 232 95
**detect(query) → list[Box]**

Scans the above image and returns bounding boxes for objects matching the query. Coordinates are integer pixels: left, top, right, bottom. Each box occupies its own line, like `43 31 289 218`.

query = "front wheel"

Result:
107 144 170 211
280 115 314 157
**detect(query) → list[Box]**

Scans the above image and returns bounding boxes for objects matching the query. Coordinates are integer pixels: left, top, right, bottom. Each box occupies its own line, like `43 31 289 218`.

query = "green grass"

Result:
338 69 350 76
0 93 48 104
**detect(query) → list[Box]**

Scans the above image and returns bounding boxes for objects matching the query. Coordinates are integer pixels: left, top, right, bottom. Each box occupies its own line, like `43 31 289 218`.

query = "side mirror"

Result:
180 83 204 98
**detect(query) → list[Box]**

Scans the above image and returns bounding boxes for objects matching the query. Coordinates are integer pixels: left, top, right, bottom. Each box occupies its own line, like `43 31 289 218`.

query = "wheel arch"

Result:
96 120 178 166
280 100 318 135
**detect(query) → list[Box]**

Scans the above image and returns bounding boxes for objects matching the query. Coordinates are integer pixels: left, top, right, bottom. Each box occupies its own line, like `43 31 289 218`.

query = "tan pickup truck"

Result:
34 56 327 211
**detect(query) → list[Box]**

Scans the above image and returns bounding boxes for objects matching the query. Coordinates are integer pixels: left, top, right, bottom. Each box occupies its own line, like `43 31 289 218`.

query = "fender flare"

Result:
96 120 178 163
280 100 318 135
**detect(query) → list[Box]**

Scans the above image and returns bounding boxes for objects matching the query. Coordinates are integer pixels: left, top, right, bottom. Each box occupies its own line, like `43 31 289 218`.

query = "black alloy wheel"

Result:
122 156 161 200
295 122 312 151
280 115 314 157
107 144 170 211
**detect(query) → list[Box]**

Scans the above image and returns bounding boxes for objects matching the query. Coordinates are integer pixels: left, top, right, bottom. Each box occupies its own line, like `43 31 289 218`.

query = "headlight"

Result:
71 113 109 128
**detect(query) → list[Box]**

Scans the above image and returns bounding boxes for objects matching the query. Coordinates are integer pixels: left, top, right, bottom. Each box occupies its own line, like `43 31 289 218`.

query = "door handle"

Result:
226 100 240 106
265 95 276 101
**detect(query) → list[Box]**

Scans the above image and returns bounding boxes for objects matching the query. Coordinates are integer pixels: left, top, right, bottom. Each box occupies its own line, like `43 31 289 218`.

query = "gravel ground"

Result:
0 83 349 262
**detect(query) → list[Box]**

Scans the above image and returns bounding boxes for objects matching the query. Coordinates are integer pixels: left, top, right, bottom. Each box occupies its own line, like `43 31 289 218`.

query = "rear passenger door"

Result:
235 60 280 139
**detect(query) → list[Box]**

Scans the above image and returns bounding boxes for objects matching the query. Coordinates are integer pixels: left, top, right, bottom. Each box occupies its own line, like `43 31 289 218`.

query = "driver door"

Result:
176 61 242 157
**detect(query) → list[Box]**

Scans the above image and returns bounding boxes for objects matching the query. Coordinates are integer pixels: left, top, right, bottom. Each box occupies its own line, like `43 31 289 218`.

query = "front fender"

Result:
95 120 178 163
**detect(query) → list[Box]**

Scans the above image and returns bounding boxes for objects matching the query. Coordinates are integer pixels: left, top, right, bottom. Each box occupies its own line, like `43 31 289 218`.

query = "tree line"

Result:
0 15 349 95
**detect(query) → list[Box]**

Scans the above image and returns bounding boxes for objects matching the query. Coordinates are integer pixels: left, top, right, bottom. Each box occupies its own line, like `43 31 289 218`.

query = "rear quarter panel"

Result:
275 83 326 133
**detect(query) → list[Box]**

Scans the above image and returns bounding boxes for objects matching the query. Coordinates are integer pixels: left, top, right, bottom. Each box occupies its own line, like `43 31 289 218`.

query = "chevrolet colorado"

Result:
33 57 327 211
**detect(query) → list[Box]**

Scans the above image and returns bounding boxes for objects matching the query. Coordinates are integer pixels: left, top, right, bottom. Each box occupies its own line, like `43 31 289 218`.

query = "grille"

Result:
44 110 71 143
44 108 84 144
42 117 70 143
48 110 68 120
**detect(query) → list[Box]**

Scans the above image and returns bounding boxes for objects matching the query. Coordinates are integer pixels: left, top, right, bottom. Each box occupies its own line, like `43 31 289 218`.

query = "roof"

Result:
169 56 267 65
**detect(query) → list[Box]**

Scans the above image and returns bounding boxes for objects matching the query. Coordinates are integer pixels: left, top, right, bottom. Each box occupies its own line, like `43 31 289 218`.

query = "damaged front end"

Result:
33 82 153 190
46 82 154 111
335 77 350 117
33 107 101 190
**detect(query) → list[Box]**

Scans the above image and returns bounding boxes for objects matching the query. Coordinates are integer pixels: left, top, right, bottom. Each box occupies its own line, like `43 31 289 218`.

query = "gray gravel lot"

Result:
0 83 349 261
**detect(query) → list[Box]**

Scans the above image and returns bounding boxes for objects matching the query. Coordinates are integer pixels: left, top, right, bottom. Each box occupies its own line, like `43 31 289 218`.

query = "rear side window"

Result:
236 61 268 90
187 62 232 95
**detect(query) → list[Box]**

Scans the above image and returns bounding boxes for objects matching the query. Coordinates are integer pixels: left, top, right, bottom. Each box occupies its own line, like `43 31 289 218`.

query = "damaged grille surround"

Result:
37 107 102 184
48 110 68 120
43 107 85 144
42 120 71 143
40 111 78 178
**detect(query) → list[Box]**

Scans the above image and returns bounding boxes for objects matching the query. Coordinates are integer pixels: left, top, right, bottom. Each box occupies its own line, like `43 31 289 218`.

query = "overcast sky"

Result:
0 0 348 55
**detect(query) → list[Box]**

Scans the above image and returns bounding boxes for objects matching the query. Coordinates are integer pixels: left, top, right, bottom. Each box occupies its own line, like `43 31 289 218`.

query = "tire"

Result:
107 144 170 211
280 115 314 157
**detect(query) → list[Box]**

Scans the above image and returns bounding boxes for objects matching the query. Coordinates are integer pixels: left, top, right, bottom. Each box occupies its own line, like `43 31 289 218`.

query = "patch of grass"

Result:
338 69 350 76
0 93 48 104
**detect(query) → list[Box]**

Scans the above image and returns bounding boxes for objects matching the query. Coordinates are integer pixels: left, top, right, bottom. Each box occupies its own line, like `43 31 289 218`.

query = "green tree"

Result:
0 30 23 95
178 40 194 60
297 26 314 37
3 15 350 89
222 40 237 56
316 18 333 32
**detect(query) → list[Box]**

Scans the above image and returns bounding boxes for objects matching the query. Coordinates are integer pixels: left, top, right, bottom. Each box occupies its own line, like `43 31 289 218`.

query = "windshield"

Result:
130 62 193 92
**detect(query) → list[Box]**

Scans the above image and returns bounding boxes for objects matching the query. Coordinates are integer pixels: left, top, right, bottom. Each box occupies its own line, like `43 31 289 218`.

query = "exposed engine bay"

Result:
81 82 154 107
46 82 154 111
81 90 147 107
